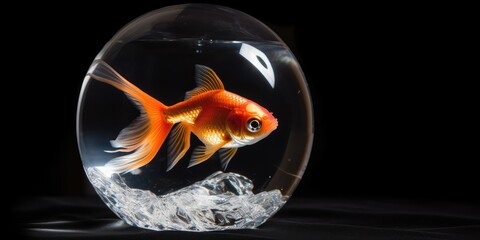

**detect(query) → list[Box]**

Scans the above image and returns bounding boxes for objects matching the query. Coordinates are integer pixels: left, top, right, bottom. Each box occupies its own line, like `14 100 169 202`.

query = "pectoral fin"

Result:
188 144 225 168
218 148 237 170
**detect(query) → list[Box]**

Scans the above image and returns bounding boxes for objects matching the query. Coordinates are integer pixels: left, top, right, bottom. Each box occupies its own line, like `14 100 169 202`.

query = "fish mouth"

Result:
270 118 279 131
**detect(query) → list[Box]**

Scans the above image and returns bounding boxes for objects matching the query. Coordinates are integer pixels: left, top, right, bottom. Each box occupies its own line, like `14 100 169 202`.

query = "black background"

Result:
7 1 475 204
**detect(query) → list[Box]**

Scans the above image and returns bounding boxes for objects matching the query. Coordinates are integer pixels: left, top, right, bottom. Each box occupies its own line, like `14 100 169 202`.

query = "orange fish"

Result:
88 60 278 173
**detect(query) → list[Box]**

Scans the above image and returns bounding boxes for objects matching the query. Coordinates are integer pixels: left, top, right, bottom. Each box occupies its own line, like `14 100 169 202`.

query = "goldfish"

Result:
88 60 278 173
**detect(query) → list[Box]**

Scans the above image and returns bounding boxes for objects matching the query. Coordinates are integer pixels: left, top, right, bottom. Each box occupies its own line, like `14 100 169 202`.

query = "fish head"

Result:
226 101 278 146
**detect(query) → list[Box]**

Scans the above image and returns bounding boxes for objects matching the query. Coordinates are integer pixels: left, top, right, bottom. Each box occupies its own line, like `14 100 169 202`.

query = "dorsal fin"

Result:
185 65 224 100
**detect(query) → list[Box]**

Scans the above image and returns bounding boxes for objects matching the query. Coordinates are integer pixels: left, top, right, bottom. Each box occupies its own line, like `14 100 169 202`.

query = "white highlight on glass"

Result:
239 43 275 88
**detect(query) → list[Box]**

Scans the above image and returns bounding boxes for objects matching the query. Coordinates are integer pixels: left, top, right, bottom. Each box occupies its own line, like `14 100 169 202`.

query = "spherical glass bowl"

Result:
77 4 313 231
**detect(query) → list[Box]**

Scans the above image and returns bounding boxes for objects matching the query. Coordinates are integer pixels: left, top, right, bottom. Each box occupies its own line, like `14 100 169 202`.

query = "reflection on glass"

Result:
239 43 275 88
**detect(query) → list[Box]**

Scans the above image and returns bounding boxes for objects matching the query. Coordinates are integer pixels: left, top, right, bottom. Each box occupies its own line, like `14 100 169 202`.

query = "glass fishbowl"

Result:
77 4 313 231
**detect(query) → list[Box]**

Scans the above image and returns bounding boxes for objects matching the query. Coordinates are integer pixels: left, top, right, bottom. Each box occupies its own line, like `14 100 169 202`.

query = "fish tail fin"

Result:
88 60 173 173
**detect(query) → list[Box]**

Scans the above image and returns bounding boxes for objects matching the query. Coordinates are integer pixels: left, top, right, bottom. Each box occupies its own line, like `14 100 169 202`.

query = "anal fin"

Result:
167 123 192 171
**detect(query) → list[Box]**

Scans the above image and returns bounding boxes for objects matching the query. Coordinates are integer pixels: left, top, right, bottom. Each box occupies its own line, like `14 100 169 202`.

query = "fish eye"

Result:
246 118 262 133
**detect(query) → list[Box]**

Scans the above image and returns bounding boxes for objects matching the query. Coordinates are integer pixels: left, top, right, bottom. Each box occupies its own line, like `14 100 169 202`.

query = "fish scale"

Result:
165 106 202 124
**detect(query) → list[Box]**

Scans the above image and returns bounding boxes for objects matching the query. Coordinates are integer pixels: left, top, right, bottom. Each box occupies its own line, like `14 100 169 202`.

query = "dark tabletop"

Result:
12 196 480 240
